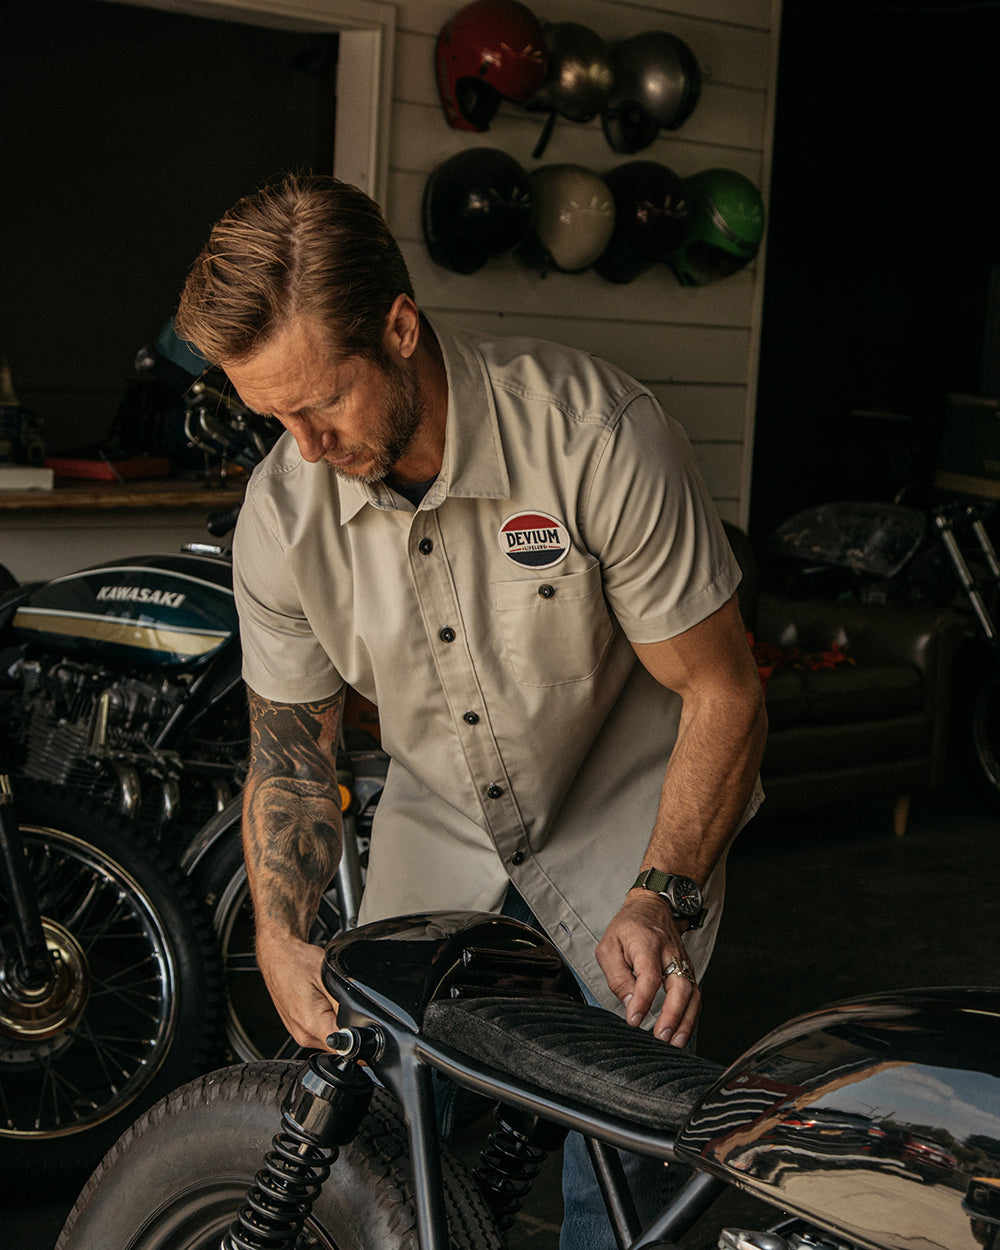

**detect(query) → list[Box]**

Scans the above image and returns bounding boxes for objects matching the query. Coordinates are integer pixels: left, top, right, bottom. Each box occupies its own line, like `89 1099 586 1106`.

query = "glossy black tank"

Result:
677 987 1000 1250
9 552 237 669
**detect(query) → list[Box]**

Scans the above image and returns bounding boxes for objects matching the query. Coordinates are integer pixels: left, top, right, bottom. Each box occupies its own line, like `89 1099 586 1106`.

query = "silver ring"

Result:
663 959 697 986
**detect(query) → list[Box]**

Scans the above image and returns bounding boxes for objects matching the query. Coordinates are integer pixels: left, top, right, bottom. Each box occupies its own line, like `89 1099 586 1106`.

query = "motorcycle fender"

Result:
179 792 243 876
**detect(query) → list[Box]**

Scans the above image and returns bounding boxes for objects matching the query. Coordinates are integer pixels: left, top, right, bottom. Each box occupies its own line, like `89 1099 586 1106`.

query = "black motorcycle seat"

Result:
423 996 725 1131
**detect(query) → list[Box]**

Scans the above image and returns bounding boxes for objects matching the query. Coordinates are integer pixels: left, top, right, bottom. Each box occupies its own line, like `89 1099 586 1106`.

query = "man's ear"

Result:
383 294 420 362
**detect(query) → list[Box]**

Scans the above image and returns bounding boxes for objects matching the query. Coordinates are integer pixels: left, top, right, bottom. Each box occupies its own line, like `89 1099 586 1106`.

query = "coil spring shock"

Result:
222 1042 376 1250
474 1105 567 1231
222 1119 337 1250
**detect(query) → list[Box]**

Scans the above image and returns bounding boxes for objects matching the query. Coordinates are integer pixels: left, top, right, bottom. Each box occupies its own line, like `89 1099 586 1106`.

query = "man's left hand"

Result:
596 892 701 1048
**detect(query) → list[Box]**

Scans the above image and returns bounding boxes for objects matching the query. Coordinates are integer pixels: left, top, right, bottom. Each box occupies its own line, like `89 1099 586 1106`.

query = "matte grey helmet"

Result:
601 31 701 155
524 22 614 157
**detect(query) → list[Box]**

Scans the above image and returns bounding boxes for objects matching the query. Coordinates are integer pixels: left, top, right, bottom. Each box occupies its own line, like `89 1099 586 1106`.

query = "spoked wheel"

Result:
57 1062 504 1250
189 819 341 1062
0 783 220 1196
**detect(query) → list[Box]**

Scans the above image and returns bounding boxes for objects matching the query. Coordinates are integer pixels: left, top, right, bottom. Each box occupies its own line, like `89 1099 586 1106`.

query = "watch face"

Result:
667 875 702 916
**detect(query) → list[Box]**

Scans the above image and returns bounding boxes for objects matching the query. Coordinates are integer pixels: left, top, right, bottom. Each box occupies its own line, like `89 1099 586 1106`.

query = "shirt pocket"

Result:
493 562 615 687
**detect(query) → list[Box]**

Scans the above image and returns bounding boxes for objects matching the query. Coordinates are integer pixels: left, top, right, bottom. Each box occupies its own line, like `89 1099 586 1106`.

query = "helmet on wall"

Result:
592 161 689 283
601 31 701 154
435 0 547 132
524 22 613 157
518 164 615 274
422 147 533 274
669 168 766 286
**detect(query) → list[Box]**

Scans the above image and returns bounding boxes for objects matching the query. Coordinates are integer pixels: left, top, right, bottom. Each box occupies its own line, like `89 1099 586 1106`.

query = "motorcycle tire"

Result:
963 659 1000 813
190 818 342 1062
0 782 221 1198
56 1060 505 1250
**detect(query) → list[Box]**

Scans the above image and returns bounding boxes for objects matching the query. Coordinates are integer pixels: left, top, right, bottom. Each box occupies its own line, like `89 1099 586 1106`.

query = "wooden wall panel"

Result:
388 0 780 524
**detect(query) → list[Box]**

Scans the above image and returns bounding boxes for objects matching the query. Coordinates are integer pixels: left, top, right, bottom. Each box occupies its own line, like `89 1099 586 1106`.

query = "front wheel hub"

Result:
0 919 89 1041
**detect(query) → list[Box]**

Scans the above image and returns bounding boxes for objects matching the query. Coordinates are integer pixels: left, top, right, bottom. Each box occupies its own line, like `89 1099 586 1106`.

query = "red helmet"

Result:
436 0 547 132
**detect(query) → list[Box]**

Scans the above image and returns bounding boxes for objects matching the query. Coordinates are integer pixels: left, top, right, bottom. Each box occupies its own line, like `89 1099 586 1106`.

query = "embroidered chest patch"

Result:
497 511 570 569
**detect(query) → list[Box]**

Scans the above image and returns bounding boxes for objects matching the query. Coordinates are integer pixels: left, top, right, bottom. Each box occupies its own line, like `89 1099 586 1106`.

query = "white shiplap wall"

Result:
389 0 781 526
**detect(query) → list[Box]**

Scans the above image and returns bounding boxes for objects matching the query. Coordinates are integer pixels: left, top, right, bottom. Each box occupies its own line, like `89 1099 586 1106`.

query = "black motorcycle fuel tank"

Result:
677 987 1000 1250
9 552 237 669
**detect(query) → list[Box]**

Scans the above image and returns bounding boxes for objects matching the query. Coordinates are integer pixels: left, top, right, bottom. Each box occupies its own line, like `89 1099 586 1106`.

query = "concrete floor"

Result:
8 763 998 1249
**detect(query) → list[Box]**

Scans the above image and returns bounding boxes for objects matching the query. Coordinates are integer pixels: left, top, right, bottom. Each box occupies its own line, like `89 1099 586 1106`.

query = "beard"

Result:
327 353 425 487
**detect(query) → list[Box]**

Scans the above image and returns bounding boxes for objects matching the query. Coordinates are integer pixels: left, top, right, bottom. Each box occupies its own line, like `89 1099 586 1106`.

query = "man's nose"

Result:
287 415 328 463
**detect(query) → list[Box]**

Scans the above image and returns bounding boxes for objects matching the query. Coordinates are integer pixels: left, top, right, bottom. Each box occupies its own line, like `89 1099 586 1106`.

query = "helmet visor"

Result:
680 240 747 286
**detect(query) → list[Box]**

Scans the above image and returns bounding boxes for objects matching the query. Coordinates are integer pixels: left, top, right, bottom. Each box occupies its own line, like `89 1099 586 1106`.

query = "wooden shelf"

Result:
0 477 247 512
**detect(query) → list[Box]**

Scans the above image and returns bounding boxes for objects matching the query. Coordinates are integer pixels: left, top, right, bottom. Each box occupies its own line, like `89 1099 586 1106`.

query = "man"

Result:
175 172 766 1244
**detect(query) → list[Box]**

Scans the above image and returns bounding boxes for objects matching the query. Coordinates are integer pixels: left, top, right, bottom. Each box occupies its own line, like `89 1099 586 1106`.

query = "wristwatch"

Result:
630 868 707 930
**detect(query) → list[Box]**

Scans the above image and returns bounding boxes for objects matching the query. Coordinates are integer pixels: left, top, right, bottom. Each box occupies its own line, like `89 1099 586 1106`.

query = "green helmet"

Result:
669 168 765 286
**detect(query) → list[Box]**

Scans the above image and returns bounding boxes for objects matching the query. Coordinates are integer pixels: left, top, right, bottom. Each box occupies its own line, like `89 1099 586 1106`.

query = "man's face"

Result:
224 315 424 486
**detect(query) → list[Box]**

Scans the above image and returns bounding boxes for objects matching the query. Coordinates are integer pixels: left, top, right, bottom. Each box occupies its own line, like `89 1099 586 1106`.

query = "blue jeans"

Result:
499 888 671 1250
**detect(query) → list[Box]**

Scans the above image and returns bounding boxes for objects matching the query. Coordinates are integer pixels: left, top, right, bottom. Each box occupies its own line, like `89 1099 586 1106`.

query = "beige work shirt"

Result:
233 319 754 1014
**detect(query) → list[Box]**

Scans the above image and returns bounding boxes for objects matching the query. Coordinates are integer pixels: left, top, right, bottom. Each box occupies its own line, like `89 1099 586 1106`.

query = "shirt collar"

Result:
336 316 510 523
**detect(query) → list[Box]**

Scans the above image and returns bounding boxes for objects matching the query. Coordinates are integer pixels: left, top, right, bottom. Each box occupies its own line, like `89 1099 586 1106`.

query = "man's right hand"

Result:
257 933 340 1051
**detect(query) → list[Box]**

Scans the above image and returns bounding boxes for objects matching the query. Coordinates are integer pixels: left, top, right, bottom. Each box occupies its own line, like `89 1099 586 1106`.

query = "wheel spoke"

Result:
0 825 179 1137
225 951 261 975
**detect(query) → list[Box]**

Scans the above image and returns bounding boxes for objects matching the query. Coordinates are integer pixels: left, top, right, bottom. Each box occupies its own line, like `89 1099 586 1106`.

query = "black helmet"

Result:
435 0 547 132
524 22 614 158
518 163 615 274
422 148 533 274
592 161 689 284
601 32 701 154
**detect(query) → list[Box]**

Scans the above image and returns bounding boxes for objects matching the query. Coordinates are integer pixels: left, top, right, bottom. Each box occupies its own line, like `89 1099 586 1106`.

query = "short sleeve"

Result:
582 392 740 643
232 487 345 704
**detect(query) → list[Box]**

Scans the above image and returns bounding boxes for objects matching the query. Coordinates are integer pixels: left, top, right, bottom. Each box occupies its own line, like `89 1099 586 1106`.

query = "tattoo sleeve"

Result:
242 686 346 942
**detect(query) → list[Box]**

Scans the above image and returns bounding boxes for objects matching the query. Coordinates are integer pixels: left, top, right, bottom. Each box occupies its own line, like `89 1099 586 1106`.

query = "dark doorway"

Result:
1 0 338 453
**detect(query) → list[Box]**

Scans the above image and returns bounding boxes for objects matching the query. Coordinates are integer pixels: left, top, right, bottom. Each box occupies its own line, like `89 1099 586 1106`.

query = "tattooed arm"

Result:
243 686 346 1051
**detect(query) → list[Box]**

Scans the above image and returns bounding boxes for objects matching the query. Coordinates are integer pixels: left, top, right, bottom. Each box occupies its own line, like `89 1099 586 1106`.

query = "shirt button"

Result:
511 850 526 866
538 584 555 599
439 627 456 643
463 711 480 725
418 538 433 555
486 784 504 799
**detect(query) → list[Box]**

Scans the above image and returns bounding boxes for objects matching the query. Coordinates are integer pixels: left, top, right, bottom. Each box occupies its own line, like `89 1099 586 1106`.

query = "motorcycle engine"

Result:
720 1224 859 1249
4 655 244 832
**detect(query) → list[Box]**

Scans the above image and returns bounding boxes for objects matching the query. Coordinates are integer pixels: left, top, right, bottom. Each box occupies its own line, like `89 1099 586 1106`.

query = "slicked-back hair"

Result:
175 172 414 365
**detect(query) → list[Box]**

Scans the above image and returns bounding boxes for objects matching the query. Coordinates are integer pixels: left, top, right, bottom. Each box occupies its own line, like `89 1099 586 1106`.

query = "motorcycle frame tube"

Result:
179 792 243 876
152 635 244 750
0 776 52 984
336 986 727 1250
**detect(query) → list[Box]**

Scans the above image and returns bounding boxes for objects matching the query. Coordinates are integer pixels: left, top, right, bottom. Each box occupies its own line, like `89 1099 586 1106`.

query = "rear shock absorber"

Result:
222 1033 380 1250
474 1105 567 1231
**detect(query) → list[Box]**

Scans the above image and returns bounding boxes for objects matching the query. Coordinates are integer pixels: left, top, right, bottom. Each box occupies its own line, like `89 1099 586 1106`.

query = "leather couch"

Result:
724 524 966 834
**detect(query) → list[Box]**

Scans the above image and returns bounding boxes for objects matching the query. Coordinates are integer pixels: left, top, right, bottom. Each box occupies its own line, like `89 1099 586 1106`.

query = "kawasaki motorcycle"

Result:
0 373 274 850
0 362 268 1191
56 910 1000 1250
0 347 312 1193
0 354 388 1154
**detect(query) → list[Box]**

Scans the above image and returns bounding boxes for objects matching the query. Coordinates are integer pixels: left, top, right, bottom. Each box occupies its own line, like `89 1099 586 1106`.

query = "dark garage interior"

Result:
3 2 1000 1247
